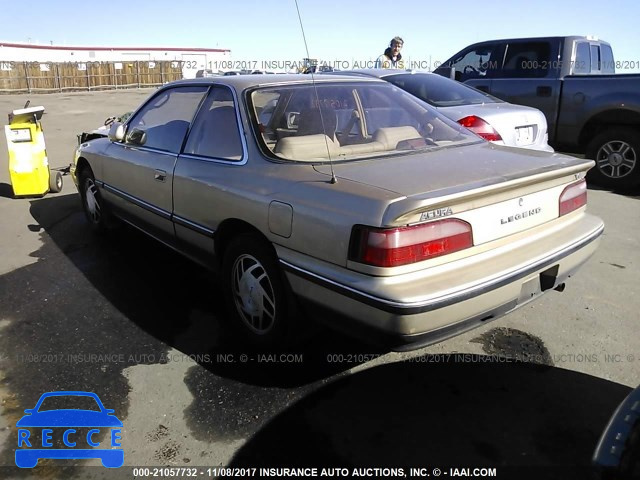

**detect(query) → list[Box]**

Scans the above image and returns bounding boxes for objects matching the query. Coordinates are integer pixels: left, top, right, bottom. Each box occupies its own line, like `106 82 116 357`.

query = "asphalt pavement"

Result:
0 89 638 479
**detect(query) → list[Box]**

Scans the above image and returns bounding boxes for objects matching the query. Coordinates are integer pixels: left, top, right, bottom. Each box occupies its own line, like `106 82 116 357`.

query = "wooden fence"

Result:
0 60 184 93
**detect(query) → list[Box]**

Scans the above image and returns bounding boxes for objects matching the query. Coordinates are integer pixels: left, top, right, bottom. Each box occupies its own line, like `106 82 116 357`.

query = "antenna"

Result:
294 0 337 184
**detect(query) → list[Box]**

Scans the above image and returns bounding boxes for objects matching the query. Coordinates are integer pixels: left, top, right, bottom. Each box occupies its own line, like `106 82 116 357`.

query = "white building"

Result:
0 42 231 78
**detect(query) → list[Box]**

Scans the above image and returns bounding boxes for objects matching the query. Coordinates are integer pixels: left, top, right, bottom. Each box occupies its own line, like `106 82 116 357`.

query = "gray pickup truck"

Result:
434 36 640 189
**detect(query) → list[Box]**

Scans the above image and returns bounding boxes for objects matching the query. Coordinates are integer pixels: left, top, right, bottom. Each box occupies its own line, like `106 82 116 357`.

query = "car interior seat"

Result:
296 104 338 139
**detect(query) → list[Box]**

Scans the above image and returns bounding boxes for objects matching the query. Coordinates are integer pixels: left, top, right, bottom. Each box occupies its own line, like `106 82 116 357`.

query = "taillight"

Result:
559 179 587 216
458 115 502 141
349 219 473 267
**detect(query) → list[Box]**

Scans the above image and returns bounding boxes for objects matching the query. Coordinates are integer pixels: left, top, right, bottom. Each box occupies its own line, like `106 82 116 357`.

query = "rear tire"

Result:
586 127 640 190
221 234 293 347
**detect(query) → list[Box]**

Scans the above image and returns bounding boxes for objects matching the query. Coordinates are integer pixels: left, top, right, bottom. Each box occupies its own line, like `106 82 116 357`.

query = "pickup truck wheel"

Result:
586 127 640 189
79 168 109 233
222 234 292 346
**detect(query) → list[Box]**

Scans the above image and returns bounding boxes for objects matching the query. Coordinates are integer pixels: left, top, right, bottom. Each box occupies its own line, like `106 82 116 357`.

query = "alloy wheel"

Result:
596 140 637 179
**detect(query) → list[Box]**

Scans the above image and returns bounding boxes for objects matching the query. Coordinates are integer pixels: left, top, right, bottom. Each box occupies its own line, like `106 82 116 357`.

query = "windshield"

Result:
249 81 479 163
384 73 502 107
37 395 101 412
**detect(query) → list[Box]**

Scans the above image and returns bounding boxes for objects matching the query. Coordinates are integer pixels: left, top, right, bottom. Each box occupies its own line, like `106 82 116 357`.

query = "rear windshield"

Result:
384 73 502 107
249 81 479 163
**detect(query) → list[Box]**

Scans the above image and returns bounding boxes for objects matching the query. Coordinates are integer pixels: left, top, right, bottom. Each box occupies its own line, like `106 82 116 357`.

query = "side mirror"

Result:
108 122 125 142
126 127 147 146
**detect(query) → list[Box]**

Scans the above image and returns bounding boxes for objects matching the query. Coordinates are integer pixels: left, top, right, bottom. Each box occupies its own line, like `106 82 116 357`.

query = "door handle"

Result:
154 169 166 182
536 86 552 97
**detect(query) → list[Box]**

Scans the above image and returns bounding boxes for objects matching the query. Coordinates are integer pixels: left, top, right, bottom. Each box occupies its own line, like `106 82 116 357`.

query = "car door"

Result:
489 40 562 139
172 86 247 263
436 42 503 93
102 85 208 244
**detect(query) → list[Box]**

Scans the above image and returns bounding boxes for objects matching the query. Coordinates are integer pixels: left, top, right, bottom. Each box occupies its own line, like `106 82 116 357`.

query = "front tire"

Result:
586 127 640 190
222 234 292 346
79 168 109 233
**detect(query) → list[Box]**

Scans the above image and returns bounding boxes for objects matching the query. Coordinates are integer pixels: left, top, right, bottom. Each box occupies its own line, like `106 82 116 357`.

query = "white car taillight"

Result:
349 219 473 267
559 179 587 216
458 115 502 142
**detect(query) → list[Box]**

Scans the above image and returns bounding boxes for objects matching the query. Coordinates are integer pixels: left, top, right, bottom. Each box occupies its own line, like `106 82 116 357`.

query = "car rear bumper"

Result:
280 213 603 350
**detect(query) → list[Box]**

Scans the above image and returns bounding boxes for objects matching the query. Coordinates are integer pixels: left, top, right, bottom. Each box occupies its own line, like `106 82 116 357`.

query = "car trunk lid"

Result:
314 142 593 245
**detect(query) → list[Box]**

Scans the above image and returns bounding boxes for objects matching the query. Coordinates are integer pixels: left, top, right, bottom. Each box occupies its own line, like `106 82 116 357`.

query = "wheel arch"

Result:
579 109 640 151
214 219 275 268
75 156 92 179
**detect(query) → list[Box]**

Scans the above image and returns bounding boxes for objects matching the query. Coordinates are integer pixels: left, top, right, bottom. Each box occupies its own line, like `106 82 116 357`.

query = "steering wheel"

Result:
463 65 479 75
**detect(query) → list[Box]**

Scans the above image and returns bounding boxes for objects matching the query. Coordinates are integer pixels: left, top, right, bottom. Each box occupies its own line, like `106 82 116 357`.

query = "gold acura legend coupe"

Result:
71 75 604 350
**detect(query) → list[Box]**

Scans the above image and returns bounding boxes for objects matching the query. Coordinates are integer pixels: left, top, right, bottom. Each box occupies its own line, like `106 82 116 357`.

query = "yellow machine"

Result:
5 105 62 197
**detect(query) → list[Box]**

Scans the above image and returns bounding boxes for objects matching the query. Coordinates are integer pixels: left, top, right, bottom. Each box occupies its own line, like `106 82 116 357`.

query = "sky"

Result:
1 0 640 72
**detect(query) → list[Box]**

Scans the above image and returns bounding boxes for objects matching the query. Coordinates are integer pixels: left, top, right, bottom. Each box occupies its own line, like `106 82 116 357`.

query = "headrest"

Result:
297 104 338 137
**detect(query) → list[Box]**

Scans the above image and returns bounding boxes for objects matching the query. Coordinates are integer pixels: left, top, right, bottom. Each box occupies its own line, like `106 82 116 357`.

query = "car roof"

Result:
457 36 611 48
329 68 408 78
324 69 444 79
168 73 385 90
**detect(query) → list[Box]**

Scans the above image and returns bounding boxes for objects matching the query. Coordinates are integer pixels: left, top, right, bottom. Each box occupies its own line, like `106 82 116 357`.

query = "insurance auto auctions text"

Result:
215 467 497 477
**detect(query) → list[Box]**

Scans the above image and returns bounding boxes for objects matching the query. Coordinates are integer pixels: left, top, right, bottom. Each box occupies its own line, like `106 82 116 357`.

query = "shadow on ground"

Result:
229 358 631 479
0 182 14 198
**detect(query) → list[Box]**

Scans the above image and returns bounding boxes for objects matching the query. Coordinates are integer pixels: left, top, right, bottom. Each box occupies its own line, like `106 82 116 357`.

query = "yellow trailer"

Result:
5 105 62 197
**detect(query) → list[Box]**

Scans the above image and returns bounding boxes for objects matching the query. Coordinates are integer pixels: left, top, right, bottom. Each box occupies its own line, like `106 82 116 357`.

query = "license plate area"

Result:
515 125 535 146
517 265 559 304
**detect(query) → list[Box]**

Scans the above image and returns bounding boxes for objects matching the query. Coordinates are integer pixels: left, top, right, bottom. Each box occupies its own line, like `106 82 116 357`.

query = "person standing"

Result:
375 36 405 69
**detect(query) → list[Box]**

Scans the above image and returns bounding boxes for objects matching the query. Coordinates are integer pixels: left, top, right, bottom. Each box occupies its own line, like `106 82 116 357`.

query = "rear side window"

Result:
601 44 615 74
184 87 243 161
574 42 591 74
126 86 207 153
500 42 551 78
586 44 614 74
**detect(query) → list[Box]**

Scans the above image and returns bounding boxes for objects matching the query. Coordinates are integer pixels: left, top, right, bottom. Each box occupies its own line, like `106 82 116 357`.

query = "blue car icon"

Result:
15 391 123 468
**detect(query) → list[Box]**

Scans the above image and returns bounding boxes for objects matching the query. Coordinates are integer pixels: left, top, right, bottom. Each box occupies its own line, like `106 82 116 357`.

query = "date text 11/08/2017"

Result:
129 466 498 477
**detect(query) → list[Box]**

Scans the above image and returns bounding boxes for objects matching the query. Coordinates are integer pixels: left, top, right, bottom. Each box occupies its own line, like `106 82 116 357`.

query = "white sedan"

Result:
336 69 553 152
